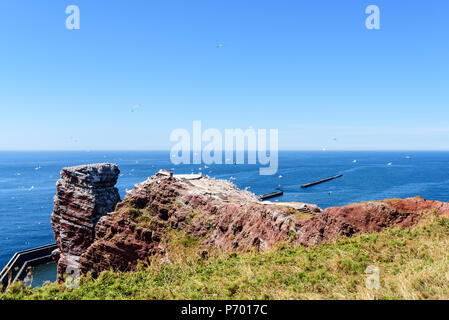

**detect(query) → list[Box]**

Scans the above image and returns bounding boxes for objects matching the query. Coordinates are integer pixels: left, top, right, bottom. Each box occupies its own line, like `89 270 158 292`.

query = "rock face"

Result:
292 197 449 246
78 172 321 276
51 165 449 279
51 164 120 280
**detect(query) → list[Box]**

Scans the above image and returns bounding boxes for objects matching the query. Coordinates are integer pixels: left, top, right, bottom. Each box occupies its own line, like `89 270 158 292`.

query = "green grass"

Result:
2 216 449 300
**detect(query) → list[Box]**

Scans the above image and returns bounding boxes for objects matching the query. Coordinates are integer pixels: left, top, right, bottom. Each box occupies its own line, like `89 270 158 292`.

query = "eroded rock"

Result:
51 166 449 279
51 163 120 280
78 172 321 276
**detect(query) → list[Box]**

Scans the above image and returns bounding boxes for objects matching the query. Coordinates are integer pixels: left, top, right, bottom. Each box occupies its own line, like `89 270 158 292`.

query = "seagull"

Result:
353 160 357 163
216 43 224 49
387 162 393 166
332 137 337 141
29 186 35 191
278 175 283 179
15 173 21 176
131 104 141 112
35 165 41 171
70 136 79 143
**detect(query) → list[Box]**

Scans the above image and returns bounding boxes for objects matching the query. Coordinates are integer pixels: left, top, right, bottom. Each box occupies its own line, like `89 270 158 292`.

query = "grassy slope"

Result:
2 216 449 300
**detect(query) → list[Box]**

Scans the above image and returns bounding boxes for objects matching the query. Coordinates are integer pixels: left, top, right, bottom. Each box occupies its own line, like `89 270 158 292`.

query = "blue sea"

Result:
1 151 449 268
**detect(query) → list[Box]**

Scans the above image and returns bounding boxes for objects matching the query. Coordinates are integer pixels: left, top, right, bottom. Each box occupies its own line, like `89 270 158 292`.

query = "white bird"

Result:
278 175 283 179
29 186 35 191
131 104 141 112
35 165 41 171
15 173 21 176
70 136 79 143
216 43 224 49
353 160 357 163
387 162 393 166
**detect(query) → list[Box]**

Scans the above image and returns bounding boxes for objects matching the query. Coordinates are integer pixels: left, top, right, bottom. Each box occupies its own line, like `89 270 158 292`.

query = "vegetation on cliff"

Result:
2 216 449 300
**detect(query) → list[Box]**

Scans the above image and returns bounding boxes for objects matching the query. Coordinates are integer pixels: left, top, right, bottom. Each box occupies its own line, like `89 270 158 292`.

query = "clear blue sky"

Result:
0 0 448 150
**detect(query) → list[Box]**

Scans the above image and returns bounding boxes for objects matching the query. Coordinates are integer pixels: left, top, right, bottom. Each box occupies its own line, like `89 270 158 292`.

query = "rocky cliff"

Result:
52 165 449 279
51 163 120 280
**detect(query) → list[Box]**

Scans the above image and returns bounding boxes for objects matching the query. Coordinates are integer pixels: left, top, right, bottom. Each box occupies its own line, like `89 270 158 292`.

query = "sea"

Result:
1 151 449 281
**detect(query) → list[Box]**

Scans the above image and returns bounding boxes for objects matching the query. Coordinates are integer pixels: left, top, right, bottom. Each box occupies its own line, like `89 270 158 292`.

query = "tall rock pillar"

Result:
51 163 120 280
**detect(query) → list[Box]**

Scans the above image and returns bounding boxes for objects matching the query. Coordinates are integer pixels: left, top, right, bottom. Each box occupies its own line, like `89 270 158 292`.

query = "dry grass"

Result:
2 216 449 300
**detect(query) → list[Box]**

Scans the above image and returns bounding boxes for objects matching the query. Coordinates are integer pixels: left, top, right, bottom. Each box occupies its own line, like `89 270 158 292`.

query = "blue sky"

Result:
0 0 448 150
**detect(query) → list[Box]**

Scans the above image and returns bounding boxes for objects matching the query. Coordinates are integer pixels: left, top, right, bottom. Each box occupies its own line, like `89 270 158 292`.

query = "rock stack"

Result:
51 163 120 280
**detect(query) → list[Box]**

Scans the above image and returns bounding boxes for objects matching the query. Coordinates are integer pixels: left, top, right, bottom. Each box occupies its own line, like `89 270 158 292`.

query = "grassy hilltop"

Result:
2 216 449 300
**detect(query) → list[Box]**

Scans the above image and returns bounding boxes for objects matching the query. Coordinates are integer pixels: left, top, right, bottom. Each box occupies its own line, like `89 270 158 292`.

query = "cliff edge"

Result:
51 165 449 280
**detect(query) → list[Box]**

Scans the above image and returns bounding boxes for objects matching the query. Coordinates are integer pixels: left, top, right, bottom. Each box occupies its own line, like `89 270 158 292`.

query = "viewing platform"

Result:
0 244 57 291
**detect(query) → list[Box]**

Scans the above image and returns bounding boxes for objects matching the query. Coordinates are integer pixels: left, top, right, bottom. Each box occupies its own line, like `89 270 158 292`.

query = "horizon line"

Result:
1 149 449 152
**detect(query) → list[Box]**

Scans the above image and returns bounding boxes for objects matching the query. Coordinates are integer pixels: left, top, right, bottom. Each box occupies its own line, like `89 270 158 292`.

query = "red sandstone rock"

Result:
52 167 449 279
78 172 321 276
51 163 120 280
293 197 449 246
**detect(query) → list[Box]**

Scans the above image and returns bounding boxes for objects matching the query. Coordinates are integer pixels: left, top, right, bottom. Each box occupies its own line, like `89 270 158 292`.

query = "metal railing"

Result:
0 243 57 291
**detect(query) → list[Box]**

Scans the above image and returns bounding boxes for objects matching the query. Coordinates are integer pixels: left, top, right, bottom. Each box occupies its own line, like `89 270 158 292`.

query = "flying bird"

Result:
131 104 141 112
